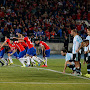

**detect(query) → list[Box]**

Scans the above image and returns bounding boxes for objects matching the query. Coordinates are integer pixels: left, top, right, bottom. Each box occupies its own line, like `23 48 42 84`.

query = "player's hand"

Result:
76 49 79 53
63 70 65 74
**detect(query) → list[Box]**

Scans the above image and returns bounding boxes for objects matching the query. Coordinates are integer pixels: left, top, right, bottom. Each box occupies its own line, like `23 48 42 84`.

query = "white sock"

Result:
1 58 7 64
31 57 36 64
32 56 40 63
44 57 47 66
37 57 43 62
8 56 13 63
19 58 25 66
26 56 30 65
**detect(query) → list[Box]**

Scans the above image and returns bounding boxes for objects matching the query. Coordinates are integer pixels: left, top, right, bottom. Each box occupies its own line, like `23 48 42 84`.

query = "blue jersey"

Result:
65 53 73 61
72 35 82 54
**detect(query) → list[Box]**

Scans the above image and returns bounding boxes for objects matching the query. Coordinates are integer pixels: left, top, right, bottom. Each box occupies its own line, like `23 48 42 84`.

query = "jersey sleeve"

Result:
76 36 82 43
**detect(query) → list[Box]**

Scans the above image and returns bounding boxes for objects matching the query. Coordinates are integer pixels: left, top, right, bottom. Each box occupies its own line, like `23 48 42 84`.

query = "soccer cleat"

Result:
21 66 25 67
8 63 13 65
26 65 30 67
41 65 47 67
84 74 90 78
38 63 41 66
40 65 45 67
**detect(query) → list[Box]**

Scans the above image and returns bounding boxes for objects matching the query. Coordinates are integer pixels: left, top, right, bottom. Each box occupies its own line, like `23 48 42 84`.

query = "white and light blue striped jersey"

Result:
84 36 90 52
72 35 82 54
65 53 73 61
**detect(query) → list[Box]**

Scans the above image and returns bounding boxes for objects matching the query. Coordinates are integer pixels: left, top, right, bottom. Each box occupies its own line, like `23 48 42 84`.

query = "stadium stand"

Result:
0 0 90 42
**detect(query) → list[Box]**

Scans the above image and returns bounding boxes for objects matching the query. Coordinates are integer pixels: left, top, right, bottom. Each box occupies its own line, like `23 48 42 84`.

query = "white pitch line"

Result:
0 82 90 84
13 64 90 80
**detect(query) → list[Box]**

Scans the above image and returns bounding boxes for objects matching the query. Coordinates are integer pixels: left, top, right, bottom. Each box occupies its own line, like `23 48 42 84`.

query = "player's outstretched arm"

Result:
9 49 17 56
63 62 67 73
0 41 7 48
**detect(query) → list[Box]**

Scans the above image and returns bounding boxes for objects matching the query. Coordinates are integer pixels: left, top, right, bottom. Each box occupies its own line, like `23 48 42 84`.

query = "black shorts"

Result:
73 53 81 61
86 56 90 63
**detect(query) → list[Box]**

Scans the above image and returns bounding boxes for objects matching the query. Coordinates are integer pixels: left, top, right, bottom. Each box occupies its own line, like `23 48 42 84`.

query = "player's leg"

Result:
8 53 13 64
43 49 50 67
66 60 76 73
0 49 7 65
85 56 90 77
0 51 4 66
26 48 31 66
73 53 81 74
18 50 26 67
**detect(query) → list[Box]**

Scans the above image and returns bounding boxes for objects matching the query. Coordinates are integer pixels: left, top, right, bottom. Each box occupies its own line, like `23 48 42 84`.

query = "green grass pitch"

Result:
0 58 90 90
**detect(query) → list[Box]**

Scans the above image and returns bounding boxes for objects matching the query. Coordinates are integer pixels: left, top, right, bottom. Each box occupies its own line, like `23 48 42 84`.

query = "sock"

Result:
8 56 13 63
1 58 7 64
87 64 90 74
44 57 47 66
19 58 25 66
26 56 30 66
76 67 81 74
32 56 40 63
67 64 76 72
0 61 4 65
37 57 43 62
31 57 36 64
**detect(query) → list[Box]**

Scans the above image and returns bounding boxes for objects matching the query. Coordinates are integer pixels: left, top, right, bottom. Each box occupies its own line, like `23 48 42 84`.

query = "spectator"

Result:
15 26 21 35
57 27 62 37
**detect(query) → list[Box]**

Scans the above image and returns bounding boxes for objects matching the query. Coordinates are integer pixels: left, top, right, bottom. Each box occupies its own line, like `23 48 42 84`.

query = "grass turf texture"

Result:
0 59 90 90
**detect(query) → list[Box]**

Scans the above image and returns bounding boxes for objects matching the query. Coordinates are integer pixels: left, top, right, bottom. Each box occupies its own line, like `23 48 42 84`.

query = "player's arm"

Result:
63 61 67 73
41 45 45 57
9 49 17 56
0 41 7 48
76 42 83 52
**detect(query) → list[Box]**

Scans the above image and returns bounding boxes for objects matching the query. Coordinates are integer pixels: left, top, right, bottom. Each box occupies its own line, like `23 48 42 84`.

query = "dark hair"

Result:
5 36 10 38
71 29 77 33
61 49 67 53
83 39 89 42
34 39 40 41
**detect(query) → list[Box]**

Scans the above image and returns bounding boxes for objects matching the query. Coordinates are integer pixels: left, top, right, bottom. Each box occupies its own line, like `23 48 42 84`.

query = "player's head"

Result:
61 49 67 56
16 32 22 38
71 29 77 36
34 39 40 44
87 28 90 36
5 36 9 40
83 39 89 47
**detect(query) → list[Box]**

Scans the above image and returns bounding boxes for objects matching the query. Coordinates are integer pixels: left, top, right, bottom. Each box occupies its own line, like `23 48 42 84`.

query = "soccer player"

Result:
14 34 37 66
0 36 18 65
61 49 81 75
71 29 82 74
83 40 90 78
9 40 26 67
35 39 50 67
76 28 90 64
0 44 6 66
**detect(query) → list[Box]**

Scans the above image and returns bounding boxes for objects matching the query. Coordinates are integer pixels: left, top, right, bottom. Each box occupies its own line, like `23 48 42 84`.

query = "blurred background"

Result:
0 0 90 54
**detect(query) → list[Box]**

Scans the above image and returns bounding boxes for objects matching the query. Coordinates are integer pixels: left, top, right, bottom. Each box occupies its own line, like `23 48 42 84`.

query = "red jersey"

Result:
5 38 15 50
24 37 33 49
5 38 10 43
0 47 4 51
40 41 50 50
20 41 28 48
14 41 25 52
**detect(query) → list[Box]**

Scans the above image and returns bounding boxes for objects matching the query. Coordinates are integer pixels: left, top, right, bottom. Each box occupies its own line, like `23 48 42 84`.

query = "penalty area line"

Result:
13 64 90 80
0 82 90 84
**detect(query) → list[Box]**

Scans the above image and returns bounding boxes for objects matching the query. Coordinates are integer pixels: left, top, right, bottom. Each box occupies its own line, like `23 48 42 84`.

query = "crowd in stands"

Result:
0 0 89 42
